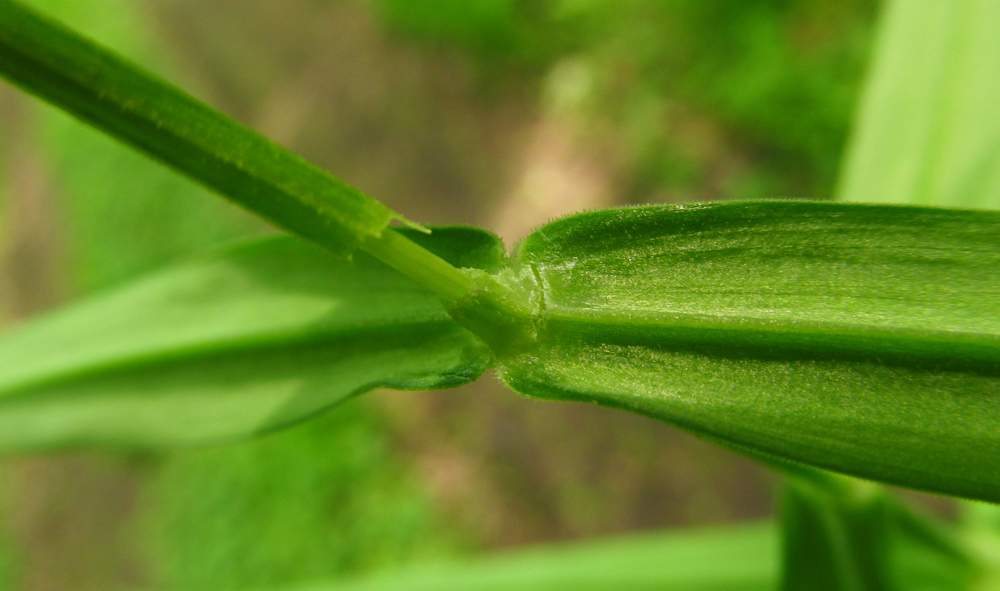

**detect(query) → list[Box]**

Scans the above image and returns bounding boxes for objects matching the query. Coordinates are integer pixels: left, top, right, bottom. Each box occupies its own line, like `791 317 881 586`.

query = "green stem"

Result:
0 0 472 300
362 229 472 301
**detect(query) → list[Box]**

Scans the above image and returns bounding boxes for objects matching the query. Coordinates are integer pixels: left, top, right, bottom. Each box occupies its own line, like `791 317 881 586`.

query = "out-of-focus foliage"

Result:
377 0 876 202
961 502 1000 586
0 532 15 591
25 0 265 294
374 0 574 68
779 471 978 591
837 0 1000 209
287 522 778 591
214 511 975 591
0 1 462 589
146 401 456 591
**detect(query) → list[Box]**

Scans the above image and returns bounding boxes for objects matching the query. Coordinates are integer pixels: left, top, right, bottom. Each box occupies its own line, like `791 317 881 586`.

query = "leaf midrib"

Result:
540 307 1000 367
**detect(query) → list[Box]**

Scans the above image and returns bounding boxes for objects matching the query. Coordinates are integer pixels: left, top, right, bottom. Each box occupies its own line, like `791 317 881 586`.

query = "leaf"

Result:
229 516 971 591
286 522 779 591
832 0 1000 584
0 0 397 258
0 227 499 450
779 470 976 591
475 200 1000 503
837 0 1000 209
891 505 978 591
780 479 893 591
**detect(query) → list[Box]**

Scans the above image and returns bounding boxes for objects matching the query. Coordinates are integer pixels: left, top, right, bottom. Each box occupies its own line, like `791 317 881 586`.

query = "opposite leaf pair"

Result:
2 200 998 507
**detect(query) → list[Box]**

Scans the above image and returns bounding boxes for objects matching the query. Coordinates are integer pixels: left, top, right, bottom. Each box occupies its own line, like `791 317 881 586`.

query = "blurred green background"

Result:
0 0 884 589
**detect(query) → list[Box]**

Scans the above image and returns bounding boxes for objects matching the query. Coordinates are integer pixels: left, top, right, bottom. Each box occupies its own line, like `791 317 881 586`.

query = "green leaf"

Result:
780 478 894 591
0 0 395 258
891 505 978 591
831 1 1000 586
476 200 1000 503
0 227 499 450
780 470 976 591
837 0 1000 209
224 516 971 591
286 522 779 591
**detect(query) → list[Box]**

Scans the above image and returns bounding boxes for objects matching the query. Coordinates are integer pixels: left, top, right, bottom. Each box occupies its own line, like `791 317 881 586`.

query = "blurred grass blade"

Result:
478 201 1000 503
891 503 979 591
0 228 499 449
780 472 976 591
780 479 891 591
959 503 1000 589
286 523 779 591
0 0 395 258
242 518 969 591
837 0 1000 208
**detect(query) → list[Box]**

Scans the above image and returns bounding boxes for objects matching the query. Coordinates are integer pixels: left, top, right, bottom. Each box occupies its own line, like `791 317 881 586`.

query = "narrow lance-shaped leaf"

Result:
460 201 1000 503
0 228 500 449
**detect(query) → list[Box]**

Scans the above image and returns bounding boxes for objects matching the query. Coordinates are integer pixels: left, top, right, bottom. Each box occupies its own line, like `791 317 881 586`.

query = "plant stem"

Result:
0 0 474 300
362 230 472 301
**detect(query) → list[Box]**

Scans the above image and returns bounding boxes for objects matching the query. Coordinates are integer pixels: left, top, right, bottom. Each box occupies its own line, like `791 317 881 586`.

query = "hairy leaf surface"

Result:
0 228 499 450
488 201 1000 503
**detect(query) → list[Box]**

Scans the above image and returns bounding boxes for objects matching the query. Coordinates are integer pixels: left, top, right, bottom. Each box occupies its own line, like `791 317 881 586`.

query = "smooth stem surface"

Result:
361 229 473 301
0 0 474 300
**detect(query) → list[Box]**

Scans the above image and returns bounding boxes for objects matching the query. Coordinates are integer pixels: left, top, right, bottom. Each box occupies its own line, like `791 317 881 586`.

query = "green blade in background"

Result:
228 516 971 591
780 477 895 591
836 0 1000 208
283 522 778 591
779 470 976 591
0 227 500 450
480 201 1000 503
